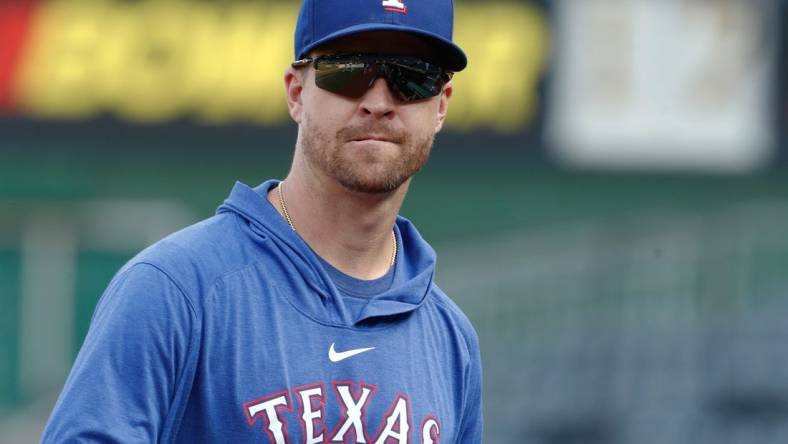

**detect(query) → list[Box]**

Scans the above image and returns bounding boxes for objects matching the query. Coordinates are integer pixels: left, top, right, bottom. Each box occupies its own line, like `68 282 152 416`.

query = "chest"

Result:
174 282 464 443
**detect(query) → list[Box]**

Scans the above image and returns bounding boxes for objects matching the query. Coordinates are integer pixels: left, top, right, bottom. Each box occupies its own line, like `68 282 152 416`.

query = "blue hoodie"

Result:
41 180 483 443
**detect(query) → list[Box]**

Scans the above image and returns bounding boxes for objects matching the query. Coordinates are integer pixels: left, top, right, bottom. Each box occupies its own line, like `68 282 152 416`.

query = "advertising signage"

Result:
546 0 780 172
0 0 551 135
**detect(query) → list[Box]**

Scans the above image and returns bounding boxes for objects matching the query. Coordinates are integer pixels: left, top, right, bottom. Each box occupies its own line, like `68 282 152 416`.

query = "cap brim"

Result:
298 23 467 72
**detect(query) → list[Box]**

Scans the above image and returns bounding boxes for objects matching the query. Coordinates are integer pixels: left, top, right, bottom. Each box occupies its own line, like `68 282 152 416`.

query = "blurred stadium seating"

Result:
441 199 788 443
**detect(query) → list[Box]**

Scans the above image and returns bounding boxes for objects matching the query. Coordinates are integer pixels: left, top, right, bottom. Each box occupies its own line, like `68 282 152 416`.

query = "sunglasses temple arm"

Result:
292 58 314 68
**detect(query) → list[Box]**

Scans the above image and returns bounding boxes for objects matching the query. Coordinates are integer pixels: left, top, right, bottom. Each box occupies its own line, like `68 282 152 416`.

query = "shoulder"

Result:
425 284 480 356
117 211 260 306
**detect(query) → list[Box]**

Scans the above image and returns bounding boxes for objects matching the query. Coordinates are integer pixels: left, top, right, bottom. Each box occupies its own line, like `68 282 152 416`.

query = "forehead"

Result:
312 31 436 59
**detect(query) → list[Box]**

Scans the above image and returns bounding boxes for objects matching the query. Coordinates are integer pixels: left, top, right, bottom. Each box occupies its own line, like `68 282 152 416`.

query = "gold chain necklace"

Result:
277 181 397 268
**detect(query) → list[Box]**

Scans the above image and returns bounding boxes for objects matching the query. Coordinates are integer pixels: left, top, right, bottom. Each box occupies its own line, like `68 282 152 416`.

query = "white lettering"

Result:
373 395 411 444
331 384 374 442
421 418 440 444
245 393 290 444
296 386 325 444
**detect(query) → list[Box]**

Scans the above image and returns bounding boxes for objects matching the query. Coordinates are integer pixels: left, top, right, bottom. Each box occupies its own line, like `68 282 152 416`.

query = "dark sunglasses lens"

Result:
313 56 447 102
314 61 375 98
388 67 444 101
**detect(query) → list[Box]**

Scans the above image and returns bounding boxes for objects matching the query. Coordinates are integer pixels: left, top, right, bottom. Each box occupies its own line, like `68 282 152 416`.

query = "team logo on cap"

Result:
382 0 407 13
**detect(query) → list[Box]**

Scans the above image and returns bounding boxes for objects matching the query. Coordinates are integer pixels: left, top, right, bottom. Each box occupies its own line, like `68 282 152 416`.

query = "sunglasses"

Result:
292 54 452 102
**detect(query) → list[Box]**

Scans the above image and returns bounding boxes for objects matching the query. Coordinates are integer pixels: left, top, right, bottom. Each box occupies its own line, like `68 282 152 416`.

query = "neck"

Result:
267 158 409 280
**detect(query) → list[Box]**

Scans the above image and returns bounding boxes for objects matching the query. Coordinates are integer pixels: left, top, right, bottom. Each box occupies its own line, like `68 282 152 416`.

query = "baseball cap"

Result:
294 0 467 72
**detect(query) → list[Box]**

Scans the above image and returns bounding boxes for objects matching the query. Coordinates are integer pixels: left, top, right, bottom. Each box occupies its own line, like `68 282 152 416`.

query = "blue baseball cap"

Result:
294 0 467 71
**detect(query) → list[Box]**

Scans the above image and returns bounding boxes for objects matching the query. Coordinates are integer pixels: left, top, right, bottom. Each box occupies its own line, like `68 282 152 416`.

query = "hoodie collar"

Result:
216 180 436 328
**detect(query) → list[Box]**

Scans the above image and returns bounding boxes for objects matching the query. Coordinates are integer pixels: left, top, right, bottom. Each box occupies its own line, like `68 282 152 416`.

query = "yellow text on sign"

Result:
16 0 549 131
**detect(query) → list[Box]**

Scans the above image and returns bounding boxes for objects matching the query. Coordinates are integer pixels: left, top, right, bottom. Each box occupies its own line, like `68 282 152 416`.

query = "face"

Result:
285 31 453 194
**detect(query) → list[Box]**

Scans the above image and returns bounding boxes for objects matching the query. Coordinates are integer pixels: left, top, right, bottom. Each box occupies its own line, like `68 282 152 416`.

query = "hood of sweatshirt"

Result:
216 180 437 328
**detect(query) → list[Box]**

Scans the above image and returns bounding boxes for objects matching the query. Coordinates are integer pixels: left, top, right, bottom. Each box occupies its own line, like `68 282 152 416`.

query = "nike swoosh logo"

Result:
329 343 375 363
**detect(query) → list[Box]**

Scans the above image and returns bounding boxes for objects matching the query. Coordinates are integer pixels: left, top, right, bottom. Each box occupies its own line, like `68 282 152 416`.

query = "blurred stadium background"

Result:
1 0 787 442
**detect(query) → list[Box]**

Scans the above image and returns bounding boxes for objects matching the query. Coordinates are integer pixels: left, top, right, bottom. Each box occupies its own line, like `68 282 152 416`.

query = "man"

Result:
42 0 482 442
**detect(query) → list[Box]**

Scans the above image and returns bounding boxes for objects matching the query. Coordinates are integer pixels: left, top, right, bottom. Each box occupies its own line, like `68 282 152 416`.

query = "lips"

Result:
339 125 407 145
352 135 394 142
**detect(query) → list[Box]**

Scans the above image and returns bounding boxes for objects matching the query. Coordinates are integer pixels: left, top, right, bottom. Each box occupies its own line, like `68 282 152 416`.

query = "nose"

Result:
359 77 396 118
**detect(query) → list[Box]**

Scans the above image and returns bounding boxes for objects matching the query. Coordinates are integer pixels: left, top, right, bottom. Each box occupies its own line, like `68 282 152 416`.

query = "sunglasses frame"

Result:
292 53 453 102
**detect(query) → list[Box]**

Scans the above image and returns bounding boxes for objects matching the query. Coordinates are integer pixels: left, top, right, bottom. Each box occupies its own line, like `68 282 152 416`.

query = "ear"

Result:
434 80 453 133
285 66 306 123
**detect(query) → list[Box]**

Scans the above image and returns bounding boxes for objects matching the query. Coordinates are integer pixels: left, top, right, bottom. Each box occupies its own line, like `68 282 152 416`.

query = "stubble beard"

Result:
300 117 435 194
